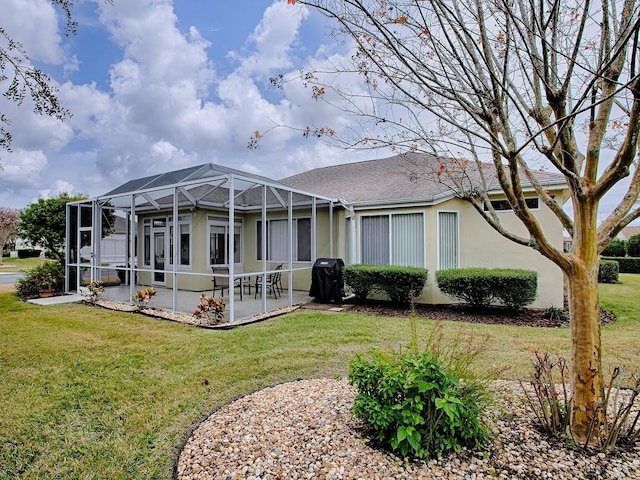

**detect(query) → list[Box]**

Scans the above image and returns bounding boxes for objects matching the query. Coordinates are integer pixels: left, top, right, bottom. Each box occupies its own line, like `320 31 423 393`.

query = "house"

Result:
66 154 569 321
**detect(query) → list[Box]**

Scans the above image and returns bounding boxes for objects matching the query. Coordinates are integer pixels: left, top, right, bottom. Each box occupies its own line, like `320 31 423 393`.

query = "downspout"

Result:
337 197 356 264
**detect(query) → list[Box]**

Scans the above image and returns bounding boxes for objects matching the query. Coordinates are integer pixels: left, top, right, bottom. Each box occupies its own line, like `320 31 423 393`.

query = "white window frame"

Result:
256 217 312 263
437 210 460 270
358 211 426 268
207 216 243 267
168 214 192 270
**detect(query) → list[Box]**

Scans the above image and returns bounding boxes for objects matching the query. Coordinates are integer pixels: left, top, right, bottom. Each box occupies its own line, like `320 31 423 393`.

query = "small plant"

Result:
543 305 569 322
15 261 64 298
520 349 640 452
192 294 225 325
348 314 491 459
131 287 156 310
84 281 105 302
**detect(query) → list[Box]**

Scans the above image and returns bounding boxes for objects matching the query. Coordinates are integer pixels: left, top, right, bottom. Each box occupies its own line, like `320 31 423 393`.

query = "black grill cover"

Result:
309 258 345 303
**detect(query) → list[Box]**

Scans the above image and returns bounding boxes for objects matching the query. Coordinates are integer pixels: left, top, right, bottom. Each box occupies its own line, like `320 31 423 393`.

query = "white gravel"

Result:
176 378 640 480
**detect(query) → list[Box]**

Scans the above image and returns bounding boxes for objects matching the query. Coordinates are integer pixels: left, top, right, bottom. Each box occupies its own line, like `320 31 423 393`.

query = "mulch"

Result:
317 300 617 328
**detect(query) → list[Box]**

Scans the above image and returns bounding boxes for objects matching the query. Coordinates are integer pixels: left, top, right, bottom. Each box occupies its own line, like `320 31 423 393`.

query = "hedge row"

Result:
600 256 640 273
17 248 42 258
343 264 429 304
435 268 538 310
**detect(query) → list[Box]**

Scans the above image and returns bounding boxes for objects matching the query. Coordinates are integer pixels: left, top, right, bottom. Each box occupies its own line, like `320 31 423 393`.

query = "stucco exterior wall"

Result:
343 191 566 309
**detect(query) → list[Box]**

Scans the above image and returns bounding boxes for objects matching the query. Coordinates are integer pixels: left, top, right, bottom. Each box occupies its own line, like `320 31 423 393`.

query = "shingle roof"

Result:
281 153 567 206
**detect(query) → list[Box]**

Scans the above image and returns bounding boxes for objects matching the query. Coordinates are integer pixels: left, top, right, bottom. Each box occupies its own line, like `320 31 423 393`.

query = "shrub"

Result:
601 256 640 273
343 264 429 304
83 281 105 302
628 233 640 257
627 233 640 258
192 294 225 325
543 305 569 322
15 261 64 298
598 259 619 284
2 249 10 258
348 347 489 459
131 287 156 309
376 266 429 304
17 248 42 259
601 238 626 257
343 264 379 302
436 268 537 309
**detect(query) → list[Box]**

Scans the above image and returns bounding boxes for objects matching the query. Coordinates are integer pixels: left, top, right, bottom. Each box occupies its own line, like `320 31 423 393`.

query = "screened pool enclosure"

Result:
66 163 339 322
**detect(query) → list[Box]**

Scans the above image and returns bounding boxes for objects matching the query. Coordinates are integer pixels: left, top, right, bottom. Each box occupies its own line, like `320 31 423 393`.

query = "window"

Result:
256 218 311 262
484 197 539 211
360 213 424 267
208 216 242 266
169 215 191 267
438 211 459 270
143 221 151 266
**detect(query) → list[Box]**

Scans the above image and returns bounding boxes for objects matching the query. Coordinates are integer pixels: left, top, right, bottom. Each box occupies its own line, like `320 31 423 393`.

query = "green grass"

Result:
0 275 638 479
0 257 48 272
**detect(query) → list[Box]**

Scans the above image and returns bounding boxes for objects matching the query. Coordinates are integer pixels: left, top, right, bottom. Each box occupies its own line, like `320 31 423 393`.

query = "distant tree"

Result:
627 233 640 257
19 193 86 263
601 238 627 257
0 206 20 265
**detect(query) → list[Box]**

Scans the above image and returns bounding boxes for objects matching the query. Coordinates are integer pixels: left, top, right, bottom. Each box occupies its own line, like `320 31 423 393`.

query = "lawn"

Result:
0 274 638 479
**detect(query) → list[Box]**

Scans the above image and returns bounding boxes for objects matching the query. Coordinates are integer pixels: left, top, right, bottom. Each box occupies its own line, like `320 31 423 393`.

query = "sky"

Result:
0 0 383 209
0 0 634 226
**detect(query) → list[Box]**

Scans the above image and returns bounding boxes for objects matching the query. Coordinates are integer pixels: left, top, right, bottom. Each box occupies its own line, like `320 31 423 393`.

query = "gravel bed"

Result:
176 378 640 480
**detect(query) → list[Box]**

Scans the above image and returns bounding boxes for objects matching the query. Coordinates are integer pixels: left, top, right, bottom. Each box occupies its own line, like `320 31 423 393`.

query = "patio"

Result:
100 282 313 320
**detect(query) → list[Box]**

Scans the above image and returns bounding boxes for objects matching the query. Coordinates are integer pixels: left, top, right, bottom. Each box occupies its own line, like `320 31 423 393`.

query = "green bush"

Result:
343 264 428 304
15 261 64 298
343 264 379 301
628 233 640 257
436 268 538 309
601 256 640 273
598 259 619 284
348 348 489 459
2 249 10 258
601 238 626 257
17 248 42 259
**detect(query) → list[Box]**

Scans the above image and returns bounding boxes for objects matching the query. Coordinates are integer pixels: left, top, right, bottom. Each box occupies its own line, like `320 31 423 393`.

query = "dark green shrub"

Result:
15 261 64 298
543 305 569 322
343 264 379 301
628 233 640 257
376 266 429 304
2 249 10 258
348 348 489 459
343 264 429 304
17 248 42 259
436 268 537 309
601 238 626 257
601 256 640 273
598 259 619 284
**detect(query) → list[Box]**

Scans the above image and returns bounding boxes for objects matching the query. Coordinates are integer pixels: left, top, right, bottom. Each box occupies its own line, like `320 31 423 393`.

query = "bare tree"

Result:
0 206 20 265
287 0 640 444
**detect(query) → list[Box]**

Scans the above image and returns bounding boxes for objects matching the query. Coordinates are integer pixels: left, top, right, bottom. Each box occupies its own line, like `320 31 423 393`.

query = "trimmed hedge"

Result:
598 259 619 284
343 264 429 304
436 268 538 310
601 238 626 257
17 248 42 258
601 256 640 273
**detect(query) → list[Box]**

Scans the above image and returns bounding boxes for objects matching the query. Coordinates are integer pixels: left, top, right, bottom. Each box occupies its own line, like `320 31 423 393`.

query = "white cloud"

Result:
2 0 65 64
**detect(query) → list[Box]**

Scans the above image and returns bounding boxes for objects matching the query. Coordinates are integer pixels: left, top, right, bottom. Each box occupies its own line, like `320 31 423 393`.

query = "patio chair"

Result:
270 263 284 295
212 267 242 300
254 264 282 299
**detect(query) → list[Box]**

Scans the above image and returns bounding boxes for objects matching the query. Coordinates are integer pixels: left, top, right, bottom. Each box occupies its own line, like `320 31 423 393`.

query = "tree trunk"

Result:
567 203 605 445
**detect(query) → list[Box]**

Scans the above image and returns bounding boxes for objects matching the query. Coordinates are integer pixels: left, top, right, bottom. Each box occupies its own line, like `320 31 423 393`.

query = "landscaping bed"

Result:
345 300 616 327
